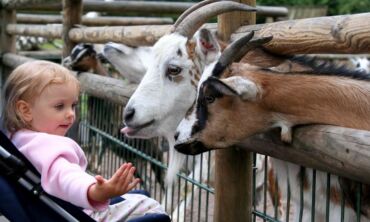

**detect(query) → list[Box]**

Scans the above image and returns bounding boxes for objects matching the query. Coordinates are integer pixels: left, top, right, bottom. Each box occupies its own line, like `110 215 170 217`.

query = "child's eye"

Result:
55 104 64 110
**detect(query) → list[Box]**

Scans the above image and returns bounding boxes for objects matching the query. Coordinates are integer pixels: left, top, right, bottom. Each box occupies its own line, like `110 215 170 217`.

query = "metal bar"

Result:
311 170 316 222
326 173 331 222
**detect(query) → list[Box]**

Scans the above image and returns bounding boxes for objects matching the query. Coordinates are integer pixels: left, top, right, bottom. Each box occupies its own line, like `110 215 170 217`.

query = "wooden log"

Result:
256 5 288 17
17 13 62 24
62 0 82 57
6 24 62 38
8 1 288 18
81 16 173 26
16 14 174 26
5 1 191 13
68 24 173 46
2 53 135 105
238 125 370 185
7 13 370 52
215 1 253 222
1 0 55 9
18 50 61 60
2 52 35 67
77 72 136 105
232 12 370 55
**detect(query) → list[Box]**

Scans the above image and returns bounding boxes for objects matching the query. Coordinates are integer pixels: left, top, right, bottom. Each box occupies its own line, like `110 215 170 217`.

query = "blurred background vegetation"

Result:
256 0 370 15
177 0 370 16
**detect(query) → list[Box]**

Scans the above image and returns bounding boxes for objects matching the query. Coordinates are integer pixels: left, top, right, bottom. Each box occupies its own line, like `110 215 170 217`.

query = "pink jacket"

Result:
11 129 109 211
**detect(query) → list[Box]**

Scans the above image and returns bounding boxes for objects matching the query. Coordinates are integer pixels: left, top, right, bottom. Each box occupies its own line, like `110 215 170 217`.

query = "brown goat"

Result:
174 33 370 222
186 67 370 149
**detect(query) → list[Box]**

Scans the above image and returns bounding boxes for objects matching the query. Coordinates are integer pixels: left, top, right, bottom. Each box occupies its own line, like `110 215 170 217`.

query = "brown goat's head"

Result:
174 75 270 155
63 43 98 72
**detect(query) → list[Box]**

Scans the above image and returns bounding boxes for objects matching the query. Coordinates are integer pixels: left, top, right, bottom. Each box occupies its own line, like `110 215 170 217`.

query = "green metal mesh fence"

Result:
78 94 366 222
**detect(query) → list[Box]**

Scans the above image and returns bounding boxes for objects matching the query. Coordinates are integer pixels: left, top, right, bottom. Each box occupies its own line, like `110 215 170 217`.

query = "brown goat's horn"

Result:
174 1 257 39
173 0 222 31
219 31 273 67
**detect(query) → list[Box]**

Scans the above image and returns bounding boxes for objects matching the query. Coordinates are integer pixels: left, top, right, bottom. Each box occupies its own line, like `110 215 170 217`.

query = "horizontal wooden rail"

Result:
7 24 62 39
239 125 370 185
1 0 55 9
2 53 135 105
4 0 288 17
5 1 192 13
18 50 61 60
233 12 370 55
7 13 369 52
3 53 370 185
16 14 174 26
68 24 174 45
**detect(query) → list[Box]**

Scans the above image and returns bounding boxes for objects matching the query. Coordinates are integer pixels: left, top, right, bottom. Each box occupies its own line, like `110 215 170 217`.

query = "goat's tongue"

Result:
120 127 135 134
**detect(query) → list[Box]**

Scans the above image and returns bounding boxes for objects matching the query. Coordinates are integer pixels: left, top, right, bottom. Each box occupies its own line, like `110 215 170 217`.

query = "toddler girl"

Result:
1 60 167 221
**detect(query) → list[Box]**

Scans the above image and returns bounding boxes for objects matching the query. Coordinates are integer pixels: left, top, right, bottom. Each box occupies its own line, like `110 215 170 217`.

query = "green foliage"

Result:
257 0 370 15
257 0 329 6
333 0 370 14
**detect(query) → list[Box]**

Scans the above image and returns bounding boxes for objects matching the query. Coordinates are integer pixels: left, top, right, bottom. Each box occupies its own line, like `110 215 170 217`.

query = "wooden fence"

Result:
1 0 370 221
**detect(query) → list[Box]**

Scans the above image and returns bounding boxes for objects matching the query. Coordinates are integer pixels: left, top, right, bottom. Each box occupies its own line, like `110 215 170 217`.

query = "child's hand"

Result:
88 162 141 203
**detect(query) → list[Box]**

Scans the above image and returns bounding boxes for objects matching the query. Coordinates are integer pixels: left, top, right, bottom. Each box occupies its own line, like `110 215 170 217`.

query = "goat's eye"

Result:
205 96 215 104
167 65 182 76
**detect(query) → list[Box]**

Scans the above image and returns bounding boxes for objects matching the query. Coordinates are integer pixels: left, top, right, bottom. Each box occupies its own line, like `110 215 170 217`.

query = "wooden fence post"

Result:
62 0 82 58
0 4 16 94
62 0 82 141
214 1 255 222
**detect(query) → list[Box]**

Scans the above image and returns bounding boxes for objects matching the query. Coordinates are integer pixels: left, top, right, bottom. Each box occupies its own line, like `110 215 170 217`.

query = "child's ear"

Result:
16 100 32 122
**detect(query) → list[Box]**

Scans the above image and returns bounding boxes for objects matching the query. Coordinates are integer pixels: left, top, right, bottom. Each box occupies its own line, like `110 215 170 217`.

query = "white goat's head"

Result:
121 0 257 139
63 42 154 83
174 33 273 154
103 42 152 83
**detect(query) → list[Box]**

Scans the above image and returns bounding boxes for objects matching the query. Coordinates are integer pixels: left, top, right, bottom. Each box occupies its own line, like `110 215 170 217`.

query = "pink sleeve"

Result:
19 134 109 210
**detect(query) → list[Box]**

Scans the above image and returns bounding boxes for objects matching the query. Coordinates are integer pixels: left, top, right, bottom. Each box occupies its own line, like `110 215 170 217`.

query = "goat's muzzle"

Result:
174 140 209 155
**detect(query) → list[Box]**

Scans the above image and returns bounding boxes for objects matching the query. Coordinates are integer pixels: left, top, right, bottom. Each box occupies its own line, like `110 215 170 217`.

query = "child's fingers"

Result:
111 163 129 183
127 178 141 191
118 163 133 184
121 166 136 188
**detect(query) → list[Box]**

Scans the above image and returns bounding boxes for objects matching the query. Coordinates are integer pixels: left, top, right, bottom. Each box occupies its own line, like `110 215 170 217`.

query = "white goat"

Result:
120 1 260 220
63 42 152 83
102 42 152 83
121 0 257 184
174 32 370 222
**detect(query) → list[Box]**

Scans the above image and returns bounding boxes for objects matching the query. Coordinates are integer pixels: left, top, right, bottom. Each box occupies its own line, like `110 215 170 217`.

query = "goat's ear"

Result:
219 76 259 101
195 28 221 64
207 77 238 98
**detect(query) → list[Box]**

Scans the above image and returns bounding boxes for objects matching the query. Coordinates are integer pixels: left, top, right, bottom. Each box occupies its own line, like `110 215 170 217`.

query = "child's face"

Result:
29 81 79 136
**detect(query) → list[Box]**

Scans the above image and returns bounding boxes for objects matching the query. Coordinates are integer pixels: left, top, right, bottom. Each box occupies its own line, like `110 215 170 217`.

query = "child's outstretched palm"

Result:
88 163 141 203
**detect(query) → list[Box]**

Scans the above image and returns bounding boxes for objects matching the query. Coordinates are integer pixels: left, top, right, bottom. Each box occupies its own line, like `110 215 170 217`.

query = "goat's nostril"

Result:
124 108 135 122
174 132 179 141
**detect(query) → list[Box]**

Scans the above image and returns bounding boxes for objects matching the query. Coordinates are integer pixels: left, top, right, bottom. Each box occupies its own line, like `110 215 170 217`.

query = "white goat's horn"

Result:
174 1 257 39
219 32 273 68
173 0 222 30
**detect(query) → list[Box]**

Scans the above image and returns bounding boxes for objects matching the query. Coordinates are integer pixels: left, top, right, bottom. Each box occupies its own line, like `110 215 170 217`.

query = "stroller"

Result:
0 130 171 222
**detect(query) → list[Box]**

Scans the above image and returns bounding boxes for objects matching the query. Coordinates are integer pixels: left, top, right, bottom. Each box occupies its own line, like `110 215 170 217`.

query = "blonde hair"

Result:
1 60 80 134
